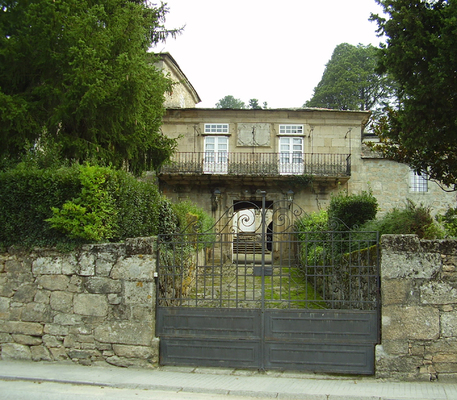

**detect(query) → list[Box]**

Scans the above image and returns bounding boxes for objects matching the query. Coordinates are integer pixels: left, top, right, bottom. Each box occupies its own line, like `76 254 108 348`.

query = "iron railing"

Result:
160 152 351 177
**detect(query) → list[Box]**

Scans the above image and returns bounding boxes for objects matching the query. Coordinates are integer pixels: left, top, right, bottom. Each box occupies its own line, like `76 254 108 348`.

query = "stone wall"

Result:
377 235 457 381
0 237 158 368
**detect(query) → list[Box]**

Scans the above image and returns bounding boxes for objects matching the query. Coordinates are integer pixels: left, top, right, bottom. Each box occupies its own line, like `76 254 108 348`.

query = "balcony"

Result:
159 152 351 178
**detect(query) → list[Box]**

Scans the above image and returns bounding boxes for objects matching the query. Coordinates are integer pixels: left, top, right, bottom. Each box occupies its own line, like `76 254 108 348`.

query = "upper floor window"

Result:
410 170 428 192
204 124 229 134
279 124 304 135
279 136 304 175
203 136 228 174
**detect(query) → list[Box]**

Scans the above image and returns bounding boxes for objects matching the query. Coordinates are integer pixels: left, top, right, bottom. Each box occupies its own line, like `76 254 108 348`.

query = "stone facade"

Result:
350 148 456 217
155 53 201 109
377 235 457 381
160 107 368 217
0 238 158 368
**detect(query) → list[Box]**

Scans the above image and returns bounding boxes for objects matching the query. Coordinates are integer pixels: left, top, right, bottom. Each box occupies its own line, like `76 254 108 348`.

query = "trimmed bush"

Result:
360 200 443 239
328 190 378 229
0 164 164 248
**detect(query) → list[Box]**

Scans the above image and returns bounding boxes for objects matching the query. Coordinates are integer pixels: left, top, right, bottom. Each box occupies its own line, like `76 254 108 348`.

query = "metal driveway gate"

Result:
156 197 380 374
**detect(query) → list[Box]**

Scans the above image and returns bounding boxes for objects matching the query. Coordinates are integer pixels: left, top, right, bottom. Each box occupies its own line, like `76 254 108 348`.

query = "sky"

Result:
153 0 385 109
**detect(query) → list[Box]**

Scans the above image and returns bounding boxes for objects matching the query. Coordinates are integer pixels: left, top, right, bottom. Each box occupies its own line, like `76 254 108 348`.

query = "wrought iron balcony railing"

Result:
160 152 351 178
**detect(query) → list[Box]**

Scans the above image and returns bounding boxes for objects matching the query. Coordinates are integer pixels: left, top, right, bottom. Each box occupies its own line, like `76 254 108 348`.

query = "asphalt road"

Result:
0 380 272 400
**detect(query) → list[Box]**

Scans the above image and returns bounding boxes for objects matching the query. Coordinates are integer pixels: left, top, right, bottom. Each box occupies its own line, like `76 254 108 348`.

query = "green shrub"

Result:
328 190 378 229
46 165 118 242
112 172 161 240
0 165 81 248
0 164 164 248
360 200 443 239
436 207 457 238
172 200 215 249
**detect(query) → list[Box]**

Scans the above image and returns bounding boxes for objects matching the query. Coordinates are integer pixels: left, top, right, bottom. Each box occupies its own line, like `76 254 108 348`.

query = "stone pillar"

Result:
377 235 457 381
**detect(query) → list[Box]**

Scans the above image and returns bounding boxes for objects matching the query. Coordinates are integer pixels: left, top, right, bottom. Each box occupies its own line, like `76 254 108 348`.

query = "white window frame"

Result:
409 170 428 192
279 124 304 135
203 136 229 174
204 123 229 134
279 136 304 175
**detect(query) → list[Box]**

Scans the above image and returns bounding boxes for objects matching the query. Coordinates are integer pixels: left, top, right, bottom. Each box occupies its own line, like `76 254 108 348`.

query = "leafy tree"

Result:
248 98 262 109
370 0 457 188
0 0 180 175
305 43 395 111
215 95 246 109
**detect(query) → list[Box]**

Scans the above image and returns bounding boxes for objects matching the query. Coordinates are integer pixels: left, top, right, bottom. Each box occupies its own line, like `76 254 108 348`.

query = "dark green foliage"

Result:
113 175 161 240
0 0 179 175
172 200 215 250
436 207 457 238
305 43 395 111
215 95 246 109
328 190 378 230
371 1 457 188
0 166 82 248
360 200 443 239
0 164 163 248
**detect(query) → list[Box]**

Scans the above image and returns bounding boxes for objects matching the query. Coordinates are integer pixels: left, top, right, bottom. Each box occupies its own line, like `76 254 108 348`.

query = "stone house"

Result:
157 53 455 221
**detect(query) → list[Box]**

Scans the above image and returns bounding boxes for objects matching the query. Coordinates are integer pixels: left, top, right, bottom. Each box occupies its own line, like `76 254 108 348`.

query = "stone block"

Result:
50 291 73 313
378 340 410 356
381 234 421 252
382 279 414 306
44 323 69 336
1 321 43 336
0 333 12 343
125 237 155 256
108 294 121 305
63 334 77 348
111 256 154 281
434 362 457 373
74 294 108 317
425 338 457 355
124 281 153 305
132 306 153 322
95 253 119 277
0 276 14 297
382 251 441 280
441 311 457 337
36 275 69 291
11 334 42 346
42 334 63 348
67 276 83 293
113 344 154 358
78 253 95 276
421 281 457 305
53 313 82 326
31 345 52 361
68 349 97 359
21 302 52 323
94 321 152 346
1 343 32 360
106 355 154 369
32 257 63 275
49 347 69 360
382 305 440 340
84 277 121 294
5 259 31 274
34 290 51 304
13 284 37 303
0 297 10 318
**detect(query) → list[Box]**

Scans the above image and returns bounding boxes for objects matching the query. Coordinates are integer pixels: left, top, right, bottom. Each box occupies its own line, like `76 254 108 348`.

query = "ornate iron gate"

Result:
156 196 380 374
